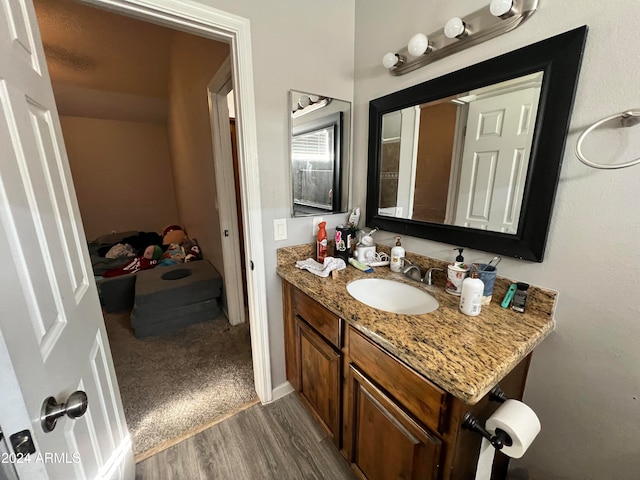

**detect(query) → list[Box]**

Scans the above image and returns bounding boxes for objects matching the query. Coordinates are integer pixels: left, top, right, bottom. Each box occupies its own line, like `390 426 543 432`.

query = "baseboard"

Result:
269 381 294 403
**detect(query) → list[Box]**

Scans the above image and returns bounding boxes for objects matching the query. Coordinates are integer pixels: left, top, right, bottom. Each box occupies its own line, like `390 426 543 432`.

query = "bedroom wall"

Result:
166 31 230 282
60 116 180 240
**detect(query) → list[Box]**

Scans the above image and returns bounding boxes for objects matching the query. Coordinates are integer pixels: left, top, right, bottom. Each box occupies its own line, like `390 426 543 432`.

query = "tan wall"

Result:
166 31 229 278
412 102 457 222
60 116 179 240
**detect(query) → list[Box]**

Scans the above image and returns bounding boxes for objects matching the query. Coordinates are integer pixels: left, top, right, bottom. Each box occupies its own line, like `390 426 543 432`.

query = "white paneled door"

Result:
454 86 540 234
0 0 134 478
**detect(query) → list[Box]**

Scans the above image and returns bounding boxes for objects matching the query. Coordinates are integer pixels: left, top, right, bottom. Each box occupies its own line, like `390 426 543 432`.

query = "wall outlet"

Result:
312 216 324 237
273 218 287 241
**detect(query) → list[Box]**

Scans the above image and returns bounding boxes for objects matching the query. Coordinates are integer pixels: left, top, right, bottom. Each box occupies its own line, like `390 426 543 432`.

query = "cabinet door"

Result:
347 365 442 480
296 317 342 445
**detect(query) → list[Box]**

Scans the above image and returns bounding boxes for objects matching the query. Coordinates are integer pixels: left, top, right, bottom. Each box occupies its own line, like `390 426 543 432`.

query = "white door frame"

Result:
81 0 272 402
207 58 245 327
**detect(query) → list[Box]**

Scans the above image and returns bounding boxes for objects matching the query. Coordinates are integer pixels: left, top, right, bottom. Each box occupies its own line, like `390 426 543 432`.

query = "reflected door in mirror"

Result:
378 72 542 235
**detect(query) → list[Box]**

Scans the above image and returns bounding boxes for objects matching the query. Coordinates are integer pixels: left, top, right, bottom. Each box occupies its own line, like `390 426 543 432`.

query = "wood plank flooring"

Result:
135 393 355 479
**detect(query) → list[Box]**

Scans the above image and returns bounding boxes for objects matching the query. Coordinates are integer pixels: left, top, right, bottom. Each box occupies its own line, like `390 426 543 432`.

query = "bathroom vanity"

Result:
277 244 556 479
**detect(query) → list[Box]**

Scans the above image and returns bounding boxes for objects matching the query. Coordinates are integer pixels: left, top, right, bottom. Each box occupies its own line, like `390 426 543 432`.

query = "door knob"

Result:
40 391 88 433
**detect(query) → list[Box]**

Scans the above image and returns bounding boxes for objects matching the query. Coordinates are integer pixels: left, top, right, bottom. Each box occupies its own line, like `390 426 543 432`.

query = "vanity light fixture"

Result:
382 52 404 69
382 0 539 75
490 0 516 18
444 17 468 39
407 33 431 57
292 94 332 118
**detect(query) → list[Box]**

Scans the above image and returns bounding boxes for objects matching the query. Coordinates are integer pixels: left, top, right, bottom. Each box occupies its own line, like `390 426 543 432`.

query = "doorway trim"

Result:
207 58 245 327
82 0 272 402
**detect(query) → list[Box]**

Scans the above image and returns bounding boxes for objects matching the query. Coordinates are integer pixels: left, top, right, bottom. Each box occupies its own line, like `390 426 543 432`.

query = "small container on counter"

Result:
316 221 328 263
511 282 530 313
446 247 469 295
390 236 405 273
459 266 484 316
477 264 498 305
334 225 352 264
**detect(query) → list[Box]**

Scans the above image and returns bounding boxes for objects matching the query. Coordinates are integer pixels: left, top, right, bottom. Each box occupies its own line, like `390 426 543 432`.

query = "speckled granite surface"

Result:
277 244 556 405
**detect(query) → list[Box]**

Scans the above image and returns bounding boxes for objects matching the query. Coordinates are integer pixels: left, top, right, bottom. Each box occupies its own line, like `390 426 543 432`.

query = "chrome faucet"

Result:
402 259 423 282
424 267 445 286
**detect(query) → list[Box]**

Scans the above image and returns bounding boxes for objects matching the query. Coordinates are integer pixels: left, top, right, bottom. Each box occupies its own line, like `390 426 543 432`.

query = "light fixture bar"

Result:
386 0 538 76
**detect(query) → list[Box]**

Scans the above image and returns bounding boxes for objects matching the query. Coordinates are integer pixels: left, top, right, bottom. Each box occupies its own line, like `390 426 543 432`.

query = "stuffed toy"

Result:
162 225 188 245
183 239 202 262
143 245 163 260
158 243 185 266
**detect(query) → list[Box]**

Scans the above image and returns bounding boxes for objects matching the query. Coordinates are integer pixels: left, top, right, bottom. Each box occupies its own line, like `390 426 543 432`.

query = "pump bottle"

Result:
459 266 484 316
390 236 405 273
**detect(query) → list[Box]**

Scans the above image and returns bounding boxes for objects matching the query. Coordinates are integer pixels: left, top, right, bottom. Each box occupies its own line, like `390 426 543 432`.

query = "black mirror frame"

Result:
366 26 588 262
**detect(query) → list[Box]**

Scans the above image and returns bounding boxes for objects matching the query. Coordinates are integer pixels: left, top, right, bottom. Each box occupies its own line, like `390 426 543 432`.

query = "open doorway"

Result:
33 0 256 460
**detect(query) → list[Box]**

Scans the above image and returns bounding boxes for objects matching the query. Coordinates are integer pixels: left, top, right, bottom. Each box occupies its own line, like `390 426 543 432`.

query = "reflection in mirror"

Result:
290 90 351 217
366 26 588 261
379 72 543 235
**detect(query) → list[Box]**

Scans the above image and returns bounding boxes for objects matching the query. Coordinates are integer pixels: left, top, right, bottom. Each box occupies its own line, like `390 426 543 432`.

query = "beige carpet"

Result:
104 311 257 457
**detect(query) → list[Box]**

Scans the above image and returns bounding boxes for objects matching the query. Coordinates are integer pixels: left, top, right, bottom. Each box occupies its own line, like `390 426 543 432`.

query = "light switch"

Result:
273 218 287 241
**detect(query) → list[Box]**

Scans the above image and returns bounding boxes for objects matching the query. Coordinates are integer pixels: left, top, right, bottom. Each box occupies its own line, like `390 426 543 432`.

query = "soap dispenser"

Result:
445 247 470 296
390 236 405 273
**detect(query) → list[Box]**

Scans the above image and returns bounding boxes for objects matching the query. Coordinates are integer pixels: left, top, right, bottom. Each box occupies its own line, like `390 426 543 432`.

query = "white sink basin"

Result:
346 278 439 315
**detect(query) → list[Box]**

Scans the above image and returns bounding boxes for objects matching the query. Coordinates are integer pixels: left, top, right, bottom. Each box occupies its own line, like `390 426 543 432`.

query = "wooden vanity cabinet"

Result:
346 364 442 480
282 281 343 446
282 281 531 479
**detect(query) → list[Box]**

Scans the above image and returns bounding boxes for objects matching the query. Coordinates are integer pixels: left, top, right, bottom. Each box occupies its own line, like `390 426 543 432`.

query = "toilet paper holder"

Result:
462 386 512 450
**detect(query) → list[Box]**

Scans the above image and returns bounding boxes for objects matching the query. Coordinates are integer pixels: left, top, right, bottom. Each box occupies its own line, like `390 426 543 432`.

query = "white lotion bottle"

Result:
459 268 484 316
390 236 405 273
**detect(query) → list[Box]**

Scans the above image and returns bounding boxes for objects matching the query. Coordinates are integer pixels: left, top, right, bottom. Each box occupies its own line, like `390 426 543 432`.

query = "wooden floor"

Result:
135 393 355 480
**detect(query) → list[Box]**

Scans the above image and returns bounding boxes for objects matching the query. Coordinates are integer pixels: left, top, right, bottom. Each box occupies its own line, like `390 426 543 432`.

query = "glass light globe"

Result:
444 17 466 39
298 96 310 108
408 33 429 57
382 52 399 69
490 0 514 17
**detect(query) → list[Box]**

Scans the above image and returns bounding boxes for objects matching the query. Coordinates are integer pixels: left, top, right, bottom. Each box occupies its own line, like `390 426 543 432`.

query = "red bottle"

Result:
316 221 328 263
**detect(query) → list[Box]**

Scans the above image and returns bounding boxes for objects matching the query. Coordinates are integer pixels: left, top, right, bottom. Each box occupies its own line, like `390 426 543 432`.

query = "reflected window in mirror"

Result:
290 90 351 217
292 112 342 213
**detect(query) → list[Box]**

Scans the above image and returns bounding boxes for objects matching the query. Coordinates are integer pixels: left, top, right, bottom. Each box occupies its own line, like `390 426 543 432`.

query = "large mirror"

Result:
290 90 351 217
366 26 588 261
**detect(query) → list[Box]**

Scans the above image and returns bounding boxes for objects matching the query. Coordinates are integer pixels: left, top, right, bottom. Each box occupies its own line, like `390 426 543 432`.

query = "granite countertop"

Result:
277 244 556 405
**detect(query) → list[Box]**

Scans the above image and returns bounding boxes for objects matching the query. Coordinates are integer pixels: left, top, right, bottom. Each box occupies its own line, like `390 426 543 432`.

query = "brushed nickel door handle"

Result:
40 391 88 433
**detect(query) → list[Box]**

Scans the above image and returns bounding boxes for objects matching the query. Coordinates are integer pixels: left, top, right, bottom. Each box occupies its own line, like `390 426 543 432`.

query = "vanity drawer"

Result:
292 287 342 349
348 328 447 433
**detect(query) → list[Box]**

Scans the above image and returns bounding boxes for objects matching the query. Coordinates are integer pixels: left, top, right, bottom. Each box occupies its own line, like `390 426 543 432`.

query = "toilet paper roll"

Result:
474 399 540 480
485 399 540 459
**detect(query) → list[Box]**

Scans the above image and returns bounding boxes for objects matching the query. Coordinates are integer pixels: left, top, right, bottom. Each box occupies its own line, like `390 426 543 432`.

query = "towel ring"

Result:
575 109 640 169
